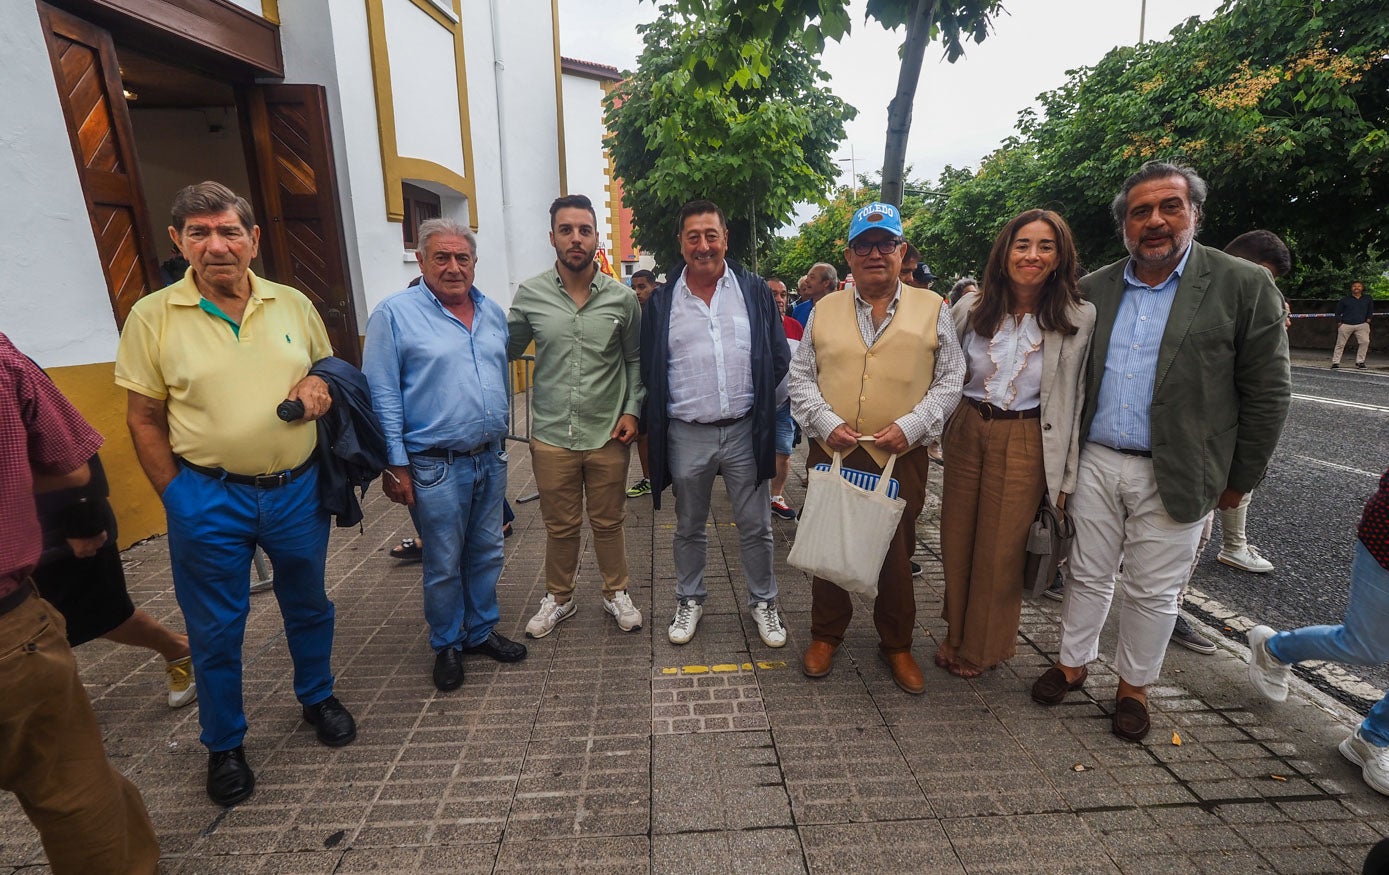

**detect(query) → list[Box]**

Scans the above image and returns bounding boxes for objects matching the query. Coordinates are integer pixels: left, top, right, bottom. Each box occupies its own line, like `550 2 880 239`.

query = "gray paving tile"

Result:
801 821 964 874
651 732 791 832
652 828 805 875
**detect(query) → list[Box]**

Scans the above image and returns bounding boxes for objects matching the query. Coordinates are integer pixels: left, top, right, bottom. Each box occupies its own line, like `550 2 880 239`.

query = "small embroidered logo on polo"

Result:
285 334 292 343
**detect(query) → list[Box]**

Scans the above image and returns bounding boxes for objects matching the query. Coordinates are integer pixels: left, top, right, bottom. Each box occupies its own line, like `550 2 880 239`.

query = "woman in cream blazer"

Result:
937 209 1096 677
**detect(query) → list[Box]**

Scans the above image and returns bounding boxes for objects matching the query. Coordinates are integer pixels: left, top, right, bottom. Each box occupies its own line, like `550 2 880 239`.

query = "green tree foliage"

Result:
603 12 855 269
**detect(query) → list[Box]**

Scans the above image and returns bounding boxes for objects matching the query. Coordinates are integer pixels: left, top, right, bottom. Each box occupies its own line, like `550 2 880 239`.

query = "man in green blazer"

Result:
1030 160 1290 742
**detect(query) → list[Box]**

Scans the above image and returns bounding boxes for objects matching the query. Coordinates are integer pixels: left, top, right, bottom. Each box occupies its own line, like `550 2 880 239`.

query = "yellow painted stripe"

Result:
655 661 787 675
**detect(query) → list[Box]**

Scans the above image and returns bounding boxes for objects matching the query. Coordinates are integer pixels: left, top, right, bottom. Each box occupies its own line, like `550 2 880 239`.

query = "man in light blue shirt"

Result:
363 218 526 693
1031 161 1290 744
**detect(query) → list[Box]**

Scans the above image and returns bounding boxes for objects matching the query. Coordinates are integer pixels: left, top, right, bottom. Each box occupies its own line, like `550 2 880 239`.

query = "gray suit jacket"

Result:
1079 242 1291 523
952 292 1096 505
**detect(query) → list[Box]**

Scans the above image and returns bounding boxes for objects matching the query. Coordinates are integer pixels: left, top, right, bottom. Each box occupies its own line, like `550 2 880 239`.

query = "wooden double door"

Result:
39 2 361 365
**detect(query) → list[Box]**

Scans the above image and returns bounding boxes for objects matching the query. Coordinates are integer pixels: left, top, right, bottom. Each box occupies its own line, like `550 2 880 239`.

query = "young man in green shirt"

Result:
509 195 646 637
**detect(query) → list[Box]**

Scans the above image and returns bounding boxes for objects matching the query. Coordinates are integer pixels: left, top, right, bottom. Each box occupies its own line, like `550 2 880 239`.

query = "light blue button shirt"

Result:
363 283 510 467
1088 245 1193 452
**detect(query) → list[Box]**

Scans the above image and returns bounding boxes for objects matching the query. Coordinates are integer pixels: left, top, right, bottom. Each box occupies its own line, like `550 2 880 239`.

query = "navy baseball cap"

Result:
848 202 903 242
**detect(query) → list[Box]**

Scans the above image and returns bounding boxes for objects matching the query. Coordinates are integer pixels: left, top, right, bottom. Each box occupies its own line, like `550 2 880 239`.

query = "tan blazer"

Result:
951 292 1096 505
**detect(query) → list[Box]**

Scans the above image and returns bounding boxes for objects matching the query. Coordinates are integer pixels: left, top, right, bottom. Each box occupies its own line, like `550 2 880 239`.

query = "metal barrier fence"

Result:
508 354 539 502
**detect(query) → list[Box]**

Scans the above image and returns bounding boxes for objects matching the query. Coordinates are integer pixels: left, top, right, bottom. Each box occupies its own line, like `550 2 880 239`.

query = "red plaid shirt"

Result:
1 333 103 595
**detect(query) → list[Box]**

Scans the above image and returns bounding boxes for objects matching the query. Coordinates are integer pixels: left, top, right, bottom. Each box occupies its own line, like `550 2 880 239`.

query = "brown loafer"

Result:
802 641 837 678
879 649 925 695
1031 665 1087 705
1112 696 1151 742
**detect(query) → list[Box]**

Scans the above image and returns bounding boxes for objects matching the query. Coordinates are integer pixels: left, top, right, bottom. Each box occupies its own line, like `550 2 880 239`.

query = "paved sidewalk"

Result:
2 445 1386 873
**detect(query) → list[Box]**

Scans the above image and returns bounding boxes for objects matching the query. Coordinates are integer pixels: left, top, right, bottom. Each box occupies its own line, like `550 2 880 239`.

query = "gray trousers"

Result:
667 417 777 606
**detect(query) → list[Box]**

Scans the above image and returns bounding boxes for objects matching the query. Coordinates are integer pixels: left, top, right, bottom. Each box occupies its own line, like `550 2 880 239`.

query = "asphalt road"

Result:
1188 363 1389 696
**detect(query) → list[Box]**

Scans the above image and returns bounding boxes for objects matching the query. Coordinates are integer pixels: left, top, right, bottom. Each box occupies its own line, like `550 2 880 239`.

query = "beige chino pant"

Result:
1332 322 1371 365
530 438 631 601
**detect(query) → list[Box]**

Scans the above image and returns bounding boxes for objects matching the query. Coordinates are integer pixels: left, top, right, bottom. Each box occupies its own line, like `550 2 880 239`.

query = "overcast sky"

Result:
558 0 1223 225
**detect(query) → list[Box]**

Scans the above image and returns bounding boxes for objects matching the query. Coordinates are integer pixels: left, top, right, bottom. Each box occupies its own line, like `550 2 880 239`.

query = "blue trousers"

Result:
164 464 335 752
1269 541 1389 746
408 447 505 652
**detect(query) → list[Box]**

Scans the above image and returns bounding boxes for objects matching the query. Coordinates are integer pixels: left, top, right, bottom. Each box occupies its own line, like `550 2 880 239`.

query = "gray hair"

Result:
810 262 839 286
416 217 476 256
950 276 978 295
1110 159 1208 231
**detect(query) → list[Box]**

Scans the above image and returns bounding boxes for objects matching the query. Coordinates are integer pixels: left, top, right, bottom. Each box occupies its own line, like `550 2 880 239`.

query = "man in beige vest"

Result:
789 202 964 693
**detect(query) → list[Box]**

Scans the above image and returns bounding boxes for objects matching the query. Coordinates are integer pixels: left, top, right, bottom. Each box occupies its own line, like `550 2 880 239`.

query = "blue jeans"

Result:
1268 541 1389 746
774 402 794 457
408 447 506 652
164 463 335 752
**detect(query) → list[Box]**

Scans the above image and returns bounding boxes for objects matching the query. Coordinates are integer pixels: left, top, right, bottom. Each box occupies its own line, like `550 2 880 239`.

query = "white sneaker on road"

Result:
667 599 703 645
165 656 197 709
603 591 642 632
1219 545 1274 573
1247 624 1290 702
525 594 576 639
1340 728 1389 796
751 601 786 648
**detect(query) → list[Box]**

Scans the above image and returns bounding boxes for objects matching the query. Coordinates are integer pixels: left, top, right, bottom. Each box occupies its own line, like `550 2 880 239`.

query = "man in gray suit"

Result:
1030 160 1290 742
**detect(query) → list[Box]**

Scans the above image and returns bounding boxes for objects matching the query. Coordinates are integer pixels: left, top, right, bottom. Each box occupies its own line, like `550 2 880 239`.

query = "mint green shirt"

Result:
507 267 645 450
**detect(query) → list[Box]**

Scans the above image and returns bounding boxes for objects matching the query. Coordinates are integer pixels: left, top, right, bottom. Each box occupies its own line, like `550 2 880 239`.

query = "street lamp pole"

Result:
836 144 858 191
1139 0 1147 42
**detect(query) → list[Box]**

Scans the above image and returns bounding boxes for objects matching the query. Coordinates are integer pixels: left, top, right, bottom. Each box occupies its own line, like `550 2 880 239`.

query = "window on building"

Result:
402 182 441 249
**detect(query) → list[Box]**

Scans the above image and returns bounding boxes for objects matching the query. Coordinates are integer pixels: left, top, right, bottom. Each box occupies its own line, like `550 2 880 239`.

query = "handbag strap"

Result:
829 451 844 477
875 453 899 496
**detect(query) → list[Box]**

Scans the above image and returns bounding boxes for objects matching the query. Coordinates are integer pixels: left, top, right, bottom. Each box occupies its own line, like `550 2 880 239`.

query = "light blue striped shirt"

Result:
1087 245 1192 452
363 283 510 467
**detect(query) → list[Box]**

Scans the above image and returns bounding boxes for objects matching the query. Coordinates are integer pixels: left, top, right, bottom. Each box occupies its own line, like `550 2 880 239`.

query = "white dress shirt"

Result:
666 262 754 423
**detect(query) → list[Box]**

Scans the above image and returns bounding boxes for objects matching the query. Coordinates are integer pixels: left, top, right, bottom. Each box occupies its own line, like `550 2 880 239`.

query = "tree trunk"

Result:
880 0 939 207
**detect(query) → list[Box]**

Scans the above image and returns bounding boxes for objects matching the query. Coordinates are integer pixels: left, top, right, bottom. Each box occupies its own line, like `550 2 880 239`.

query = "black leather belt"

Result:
1098 443 1153 459
414 444 491 461
0 579 34 617
680 412 751 428
966 397 1040 421
178 457 314 489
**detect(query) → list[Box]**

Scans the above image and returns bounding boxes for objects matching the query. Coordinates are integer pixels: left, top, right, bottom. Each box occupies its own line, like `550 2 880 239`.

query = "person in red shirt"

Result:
769 277 803 520
0 331 160 873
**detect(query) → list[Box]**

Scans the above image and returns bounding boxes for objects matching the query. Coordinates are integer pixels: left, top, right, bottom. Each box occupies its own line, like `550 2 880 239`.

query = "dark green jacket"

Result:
1080 243 1291 523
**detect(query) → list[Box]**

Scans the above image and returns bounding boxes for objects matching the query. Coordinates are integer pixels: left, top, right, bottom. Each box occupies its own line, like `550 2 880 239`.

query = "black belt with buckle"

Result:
414 444 492 462
0 579 34 617
681 412 751 428
966 397 1041 421
1098 443 1153 459
178 457 314 489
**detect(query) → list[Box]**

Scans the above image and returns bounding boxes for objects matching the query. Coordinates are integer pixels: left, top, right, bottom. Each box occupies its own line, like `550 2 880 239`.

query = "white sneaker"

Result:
603 591 642 632
525 594 576 639
165 656 198 709
1219 545 1274 573
667 599 703 645
1247 625 1290 702
751 601 787 648
1340 728 1389 796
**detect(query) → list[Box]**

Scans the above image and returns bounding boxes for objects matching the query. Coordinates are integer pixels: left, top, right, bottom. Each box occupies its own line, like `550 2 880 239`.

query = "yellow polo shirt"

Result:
115 269 332 475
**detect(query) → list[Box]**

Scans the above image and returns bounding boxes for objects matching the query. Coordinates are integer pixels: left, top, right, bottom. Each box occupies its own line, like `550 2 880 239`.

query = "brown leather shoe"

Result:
802 641 837 678
1031 665 1087 705
1112 696 1151 742
879 649 925 695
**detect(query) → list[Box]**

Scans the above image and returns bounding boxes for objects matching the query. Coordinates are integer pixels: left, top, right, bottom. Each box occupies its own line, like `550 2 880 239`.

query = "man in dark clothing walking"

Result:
1332 280 1374 369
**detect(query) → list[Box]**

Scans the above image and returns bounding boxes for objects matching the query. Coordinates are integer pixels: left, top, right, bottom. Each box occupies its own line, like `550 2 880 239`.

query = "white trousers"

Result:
1059 443 1206 686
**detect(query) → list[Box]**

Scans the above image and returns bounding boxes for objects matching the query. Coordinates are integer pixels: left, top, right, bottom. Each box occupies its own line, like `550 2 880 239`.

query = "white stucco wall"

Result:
560 74 614 253
383 0 468 176
0 4 124 367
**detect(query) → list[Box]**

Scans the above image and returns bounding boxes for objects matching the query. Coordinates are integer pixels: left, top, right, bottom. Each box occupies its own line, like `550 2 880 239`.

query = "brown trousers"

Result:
530 438 631 600
0 593 160 873
808 443 931 653
939 401 1047 668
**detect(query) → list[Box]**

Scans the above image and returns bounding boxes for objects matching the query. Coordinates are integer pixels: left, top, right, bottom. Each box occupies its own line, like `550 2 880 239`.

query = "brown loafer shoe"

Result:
802 641 837 678
1031 665 1087 705
879 649 925 695
1112 696 1151 742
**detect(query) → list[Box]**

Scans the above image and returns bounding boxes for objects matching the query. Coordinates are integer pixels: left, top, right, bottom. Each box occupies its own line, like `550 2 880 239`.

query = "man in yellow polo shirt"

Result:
788 201 964 694
116 181 356 808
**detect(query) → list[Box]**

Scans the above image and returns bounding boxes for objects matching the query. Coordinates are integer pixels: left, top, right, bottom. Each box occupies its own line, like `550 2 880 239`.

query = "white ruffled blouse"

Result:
961 314 1043 410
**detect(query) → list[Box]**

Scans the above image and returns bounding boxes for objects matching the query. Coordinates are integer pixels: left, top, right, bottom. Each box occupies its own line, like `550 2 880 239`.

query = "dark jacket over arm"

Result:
639 259 790 510
310 356 389 527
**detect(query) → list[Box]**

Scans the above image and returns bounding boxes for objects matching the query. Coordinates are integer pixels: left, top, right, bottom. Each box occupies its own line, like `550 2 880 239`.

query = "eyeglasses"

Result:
849 237 903 256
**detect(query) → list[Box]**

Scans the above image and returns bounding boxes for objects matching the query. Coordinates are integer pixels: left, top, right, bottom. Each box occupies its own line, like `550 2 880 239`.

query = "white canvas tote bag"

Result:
788 451 906 599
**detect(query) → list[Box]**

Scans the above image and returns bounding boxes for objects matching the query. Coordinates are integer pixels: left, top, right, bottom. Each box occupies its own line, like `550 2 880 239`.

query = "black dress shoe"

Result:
461 630 528 663
207 746 255 807
433 647 464 691
1031 665 1088 705
302 695 357 747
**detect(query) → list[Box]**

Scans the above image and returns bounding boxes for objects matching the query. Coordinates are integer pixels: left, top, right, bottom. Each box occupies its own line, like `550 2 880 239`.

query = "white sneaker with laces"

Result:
1219 545 1274 573
165 656 198 708
1340 728 1389 796
667 599 703 645
751 601 787 648
603 591 642 632
525 594 576 639
1246 624 1290 702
